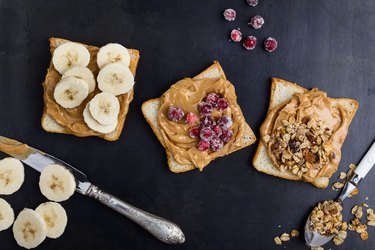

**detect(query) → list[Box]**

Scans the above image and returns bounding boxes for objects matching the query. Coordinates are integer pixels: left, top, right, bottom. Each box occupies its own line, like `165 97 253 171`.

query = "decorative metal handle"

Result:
86 185 185 244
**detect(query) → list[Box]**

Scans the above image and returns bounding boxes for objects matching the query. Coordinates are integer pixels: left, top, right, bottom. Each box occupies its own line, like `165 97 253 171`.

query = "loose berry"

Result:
167 106 184 122
210 138 224 151
212 125 223 137
223 8 236 21
185 112 198 125
199 127 214 142
217 115 233 129
217 98 229 110
205 93 220 107
249 15 264 29
198 102 213 116
197 140 210 151
247 0 259 7
243 36 257 50
230 29 242 42
221 129 233 143
201 116 215 127
189 126 200 139
264 37 278 52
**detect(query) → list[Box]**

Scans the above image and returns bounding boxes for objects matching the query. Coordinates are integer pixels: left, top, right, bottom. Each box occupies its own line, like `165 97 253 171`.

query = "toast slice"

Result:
142 61 257 173
41 38 140 141
252 78 359 188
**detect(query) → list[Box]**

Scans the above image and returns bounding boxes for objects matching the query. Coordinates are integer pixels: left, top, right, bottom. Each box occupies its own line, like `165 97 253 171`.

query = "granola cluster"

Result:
273 229 299 246
310 200 344 235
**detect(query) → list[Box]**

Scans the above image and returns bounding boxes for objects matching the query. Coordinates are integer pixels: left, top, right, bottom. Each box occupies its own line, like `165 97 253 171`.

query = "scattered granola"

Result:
339 172 347 179
274 236 282 245
280 233 290 242
290 229 299 237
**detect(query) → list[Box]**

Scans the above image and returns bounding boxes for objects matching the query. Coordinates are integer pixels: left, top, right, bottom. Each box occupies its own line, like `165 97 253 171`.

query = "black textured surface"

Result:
0 0 375 249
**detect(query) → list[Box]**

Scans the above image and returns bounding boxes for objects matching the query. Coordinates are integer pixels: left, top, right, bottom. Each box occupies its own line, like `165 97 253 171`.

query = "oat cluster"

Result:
310 200 344 235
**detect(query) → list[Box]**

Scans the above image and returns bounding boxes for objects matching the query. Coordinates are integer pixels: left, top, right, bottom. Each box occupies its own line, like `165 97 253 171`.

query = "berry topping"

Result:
249 15 264 29
185 112 198 125
201 115 215 127
220 129 233 142
205 93 220 107
212 125 223 137
223 8 236 21
230 29 242 42
198 102 213 116
199 127 214 142
217 98 229 110
210 138 224 152
247 0 259 7
197 140 210 151
243 36 257 50
167 106 184 122
217 115 233 129
189 126 200 139
264 37 278 52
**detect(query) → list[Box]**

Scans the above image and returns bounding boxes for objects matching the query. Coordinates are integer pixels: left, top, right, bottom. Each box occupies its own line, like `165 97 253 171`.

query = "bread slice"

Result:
142 61 257 173
252 78 359 188
41 38 140 141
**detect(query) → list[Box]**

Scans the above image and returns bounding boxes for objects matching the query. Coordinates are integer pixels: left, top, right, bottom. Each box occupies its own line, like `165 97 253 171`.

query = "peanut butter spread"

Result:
260 89 350 183
158 77 247 170
43 42 139 137
0 137 36 160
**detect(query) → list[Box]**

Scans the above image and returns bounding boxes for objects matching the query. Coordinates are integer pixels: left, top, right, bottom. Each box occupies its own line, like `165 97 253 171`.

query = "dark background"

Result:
0 0 374 249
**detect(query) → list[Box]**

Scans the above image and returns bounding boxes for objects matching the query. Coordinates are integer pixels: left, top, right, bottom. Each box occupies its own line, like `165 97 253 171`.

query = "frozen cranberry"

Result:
212 125 223 137
205 93 220 107
168 106 184 122
221 129 233 143
197 140 210 151
217 115 233 129
185 112 198 125
264 37 278 52
198 102 213 116
210 138 224 151
200 116 215 127
217 98 229 110
243 36 257 50
230 29 242 42
199 127 214 142
223 8 236 21
189 126 200 139
247 0 259 7
249 15 264 29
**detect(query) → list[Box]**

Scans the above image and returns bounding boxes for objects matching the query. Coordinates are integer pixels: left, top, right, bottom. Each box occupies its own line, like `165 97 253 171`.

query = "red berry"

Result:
217 98 229 110
205 93 220 107
199 127 214 141
247 0 259 7
217 115 233 129
243 36 257 50
221 129 233 143
223 9 236 21
185 112 198 125
249 15 264 29
197 140 210 151
168 106 184 122
210 138 224 151
264 37 278 52
198 102 213 116
201 116 215 127
212 125 223 137
230 29 242 42
189 126 200 139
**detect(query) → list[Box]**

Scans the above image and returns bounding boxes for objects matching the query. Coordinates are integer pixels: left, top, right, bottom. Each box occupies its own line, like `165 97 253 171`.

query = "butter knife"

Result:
0 136 185 244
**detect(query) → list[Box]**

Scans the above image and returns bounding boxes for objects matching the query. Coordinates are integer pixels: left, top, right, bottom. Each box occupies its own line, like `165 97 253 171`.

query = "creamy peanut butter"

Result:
0 137 36 160
158 77 247 170
260 89 350 182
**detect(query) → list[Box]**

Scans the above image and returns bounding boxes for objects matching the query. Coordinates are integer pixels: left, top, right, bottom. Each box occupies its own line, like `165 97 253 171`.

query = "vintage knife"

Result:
0 136 185 244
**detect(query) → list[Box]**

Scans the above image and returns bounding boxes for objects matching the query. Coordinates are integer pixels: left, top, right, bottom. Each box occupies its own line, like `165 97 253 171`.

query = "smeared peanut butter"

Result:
0 137 35 160
158 77 247 170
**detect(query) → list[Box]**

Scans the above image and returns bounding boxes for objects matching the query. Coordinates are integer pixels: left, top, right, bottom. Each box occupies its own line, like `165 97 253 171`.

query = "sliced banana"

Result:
52 42 90 74
0 157 24 195
97 43 130 69
13 208 47 249
62 66 96 93
97 62 135 96
89 92 120 125
0 198 14 231
83 102 118 134
53 76 89 109
35 202 67 239
39 164 76 202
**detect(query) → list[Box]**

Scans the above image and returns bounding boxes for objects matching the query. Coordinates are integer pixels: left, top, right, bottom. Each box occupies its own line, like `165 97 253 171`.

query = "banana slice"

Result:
89 92 120 125
0 198 14 231
97 63 134 96
0 157 24 195
83 102 118 134
35 202 67 239
62 66 96 93
97 43 130 69
13 208 47 249
39 164 76 202
53 76 89 109
52 42 90 74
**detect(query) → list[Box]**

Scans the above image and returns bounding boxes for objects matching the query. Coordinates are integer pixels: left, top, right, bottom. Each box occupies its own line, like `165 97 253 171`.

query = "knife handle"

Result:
86 185 185 244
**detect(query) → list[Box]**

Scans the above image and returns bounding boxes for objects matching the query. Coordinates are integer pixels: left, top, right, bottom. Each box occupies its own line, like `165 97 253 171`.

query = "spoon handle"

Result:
355 140 375 179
